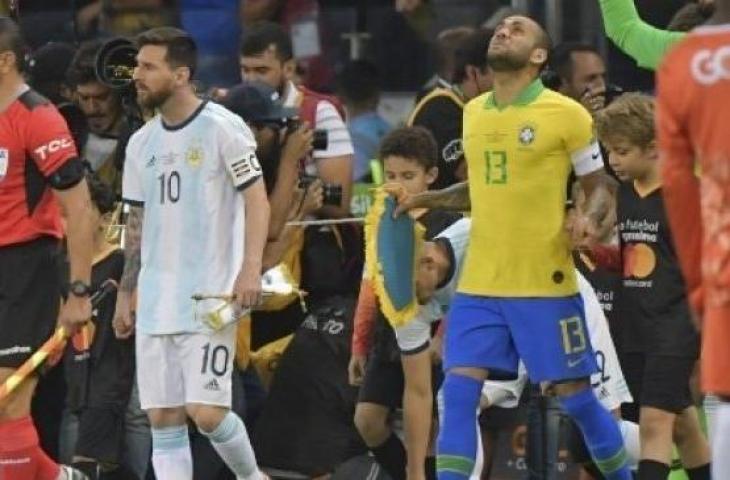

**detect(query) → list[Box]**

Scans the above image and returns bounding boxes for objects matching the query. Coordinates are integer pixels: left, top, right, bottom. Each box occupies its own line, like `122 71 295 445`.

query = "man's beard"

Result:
87 112 120 135
137 87 173 110
487 51 529 72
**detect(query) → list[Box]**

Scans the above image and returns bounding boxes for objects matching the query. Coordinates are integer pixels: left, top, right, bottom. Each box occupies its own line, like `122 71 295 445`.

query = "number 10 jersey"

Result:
122 101 262 334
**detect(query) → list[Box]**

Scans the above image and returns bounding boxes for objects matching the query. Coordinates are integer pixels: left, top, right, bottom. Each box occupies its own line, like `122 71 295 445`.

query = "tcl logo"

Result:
34 138 74 160
691 46 730 85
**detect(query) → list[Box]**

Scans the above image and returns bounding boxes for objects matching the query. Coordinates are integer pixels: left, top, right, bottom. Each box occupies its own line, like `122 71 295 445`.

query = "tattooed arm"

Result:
572 171 617 249
390 181 471 216
114 205 144 339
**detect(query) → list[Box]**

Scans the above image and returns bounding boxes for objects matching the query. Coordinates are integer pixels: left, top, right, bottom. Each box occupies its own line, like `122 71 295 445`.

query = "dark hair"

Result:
135 27 197 78
240 21 293 62
336 60 381 109
668 3 709 32
0 16 26 72
550 42 601 83
452 29 492 84
379 126 438 171
86 173 116 215
66 39 105 87
434 26 476 81
595 92 655 150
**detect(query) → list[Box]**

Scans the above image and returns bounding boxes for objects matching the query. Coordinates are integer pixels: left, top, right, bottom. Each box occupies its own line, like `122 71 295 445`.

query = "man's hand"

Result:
382 183 427 217
569 213 601 250
58 295 91 335
113 290 136 339
281 122 314 165
234 267 262 310
570 203 616 250
298 179 324 218
348 354 367 386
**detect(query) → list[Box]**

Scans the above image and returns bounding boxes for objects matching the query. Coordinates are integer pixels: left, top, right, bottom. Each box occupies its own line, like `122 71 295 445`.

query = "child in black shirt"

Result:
588 93 710 480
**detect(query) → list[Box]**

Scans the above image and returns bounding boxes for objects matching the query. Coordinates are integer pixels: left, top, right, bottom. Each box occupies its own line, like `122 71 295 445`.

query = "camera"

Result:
94 37 143 126
286 119 328 151
95 37 138 90
94 37 144 170
298 174 343 207
312 129 328 151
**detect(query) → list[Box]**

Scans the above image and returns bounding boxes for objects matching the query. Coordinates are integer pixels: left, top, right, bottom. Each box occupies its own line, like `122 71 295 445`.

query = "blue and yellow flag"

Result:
364 189 424 327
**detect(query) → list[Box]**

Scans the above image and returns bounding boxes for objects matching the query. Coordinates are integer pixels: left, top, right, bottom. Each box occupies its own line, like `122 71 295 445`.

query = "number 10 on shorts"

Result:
560 316 587 355
201 343 230 377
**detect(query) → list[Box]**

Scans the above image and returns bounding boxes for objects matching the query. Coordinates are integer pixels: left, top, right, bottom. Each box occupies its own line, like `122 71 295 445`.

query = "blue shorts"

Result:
444 294 597 383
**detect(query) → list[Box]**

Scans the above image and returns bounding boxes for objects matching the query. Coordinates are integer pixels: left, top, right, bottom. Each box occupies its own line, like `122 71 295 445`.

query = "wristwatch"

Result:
69 280 92 298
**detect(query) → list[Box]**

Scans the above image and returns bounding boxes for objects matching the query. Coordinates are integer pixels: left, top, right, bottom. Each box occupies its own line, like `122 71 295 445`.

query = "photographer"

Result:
222 82 325 348
222 82 322 243
547 42 610 116
66 40 125 195
240 21 353 219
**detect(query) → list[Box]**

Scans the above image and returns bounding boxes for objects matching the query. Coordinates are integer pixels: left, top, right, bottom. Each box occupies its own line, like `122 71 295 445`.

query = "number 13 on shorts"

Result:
560 316 587 355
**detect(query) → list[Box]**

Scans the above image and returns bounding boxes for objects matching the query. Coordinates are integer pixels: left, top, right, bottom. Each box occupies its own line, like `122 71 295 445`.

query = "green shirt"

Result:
599 0 686 70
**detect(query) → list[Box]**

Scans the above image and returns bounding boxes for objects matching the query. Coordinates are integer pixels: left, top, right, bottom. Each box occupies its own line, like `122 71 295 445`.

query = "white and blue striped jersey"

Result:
122 101 262 334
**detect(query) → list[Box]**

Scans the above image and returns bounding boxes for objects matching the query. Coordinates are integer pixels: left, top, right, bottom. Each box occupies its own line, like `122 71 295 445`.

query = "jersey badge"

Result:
518 125 536 146
186 145 204 168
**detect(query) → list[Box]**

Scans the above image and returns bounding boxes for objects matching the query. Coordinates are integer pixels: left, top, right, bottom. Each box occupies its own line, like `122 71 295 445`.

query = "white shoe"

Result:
59 465 90 480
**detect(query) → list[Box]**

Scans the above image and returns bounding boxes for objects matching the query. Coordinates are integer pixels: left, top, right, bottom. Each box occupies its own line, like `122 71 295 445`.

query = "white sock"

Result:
201 411 263 480
712 401 730 480
151 425 193 480
619 419 640 470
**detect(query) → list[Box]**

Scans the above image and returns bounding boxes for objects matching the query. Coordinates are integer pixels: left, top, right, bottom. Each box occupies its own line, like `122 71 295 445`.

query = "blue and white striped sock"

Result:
151 425 192 480
201 411 263 480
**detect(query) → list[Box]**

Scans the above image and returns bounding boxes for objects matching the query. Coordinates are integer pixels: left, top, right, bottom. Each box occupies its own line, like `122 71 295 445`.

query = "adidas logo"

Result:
204 378 220 391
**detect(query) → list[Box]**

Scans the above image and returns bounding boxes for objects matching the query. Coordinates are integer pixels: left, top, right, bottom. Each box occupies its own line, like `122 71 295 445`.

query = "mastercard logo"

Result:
71 322 96 352
623 243 656 278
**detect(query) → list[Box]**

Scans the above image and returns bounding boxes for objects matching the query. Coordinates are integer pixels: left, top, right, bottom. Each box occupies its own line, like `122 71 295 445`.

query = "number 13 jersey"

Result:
122 101 262 334
459 79 603 298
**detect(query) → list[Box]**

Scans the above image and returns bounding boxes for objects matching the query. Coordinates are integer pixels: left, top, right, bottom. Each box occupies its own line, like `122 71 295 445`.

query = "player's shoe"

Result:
60 465 90 480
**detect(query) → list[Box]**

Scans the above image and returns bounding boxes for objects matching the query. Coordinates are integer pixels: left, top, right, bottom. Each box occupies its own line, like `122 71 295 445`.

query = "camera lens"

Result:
322 184 342 206
312 130 328 151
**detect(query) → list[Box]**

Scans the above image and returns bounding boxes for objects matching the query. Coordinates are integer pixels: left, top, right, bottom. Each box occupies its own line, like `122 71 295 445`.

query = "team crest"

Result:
0 148 8 182
186 145 204 168
518 125 536 146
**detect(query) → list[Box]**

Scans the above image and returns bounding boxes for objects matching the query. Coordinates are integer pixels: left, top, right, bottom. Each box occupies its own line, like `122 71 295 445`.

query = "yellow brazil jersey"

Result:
458 79 597 297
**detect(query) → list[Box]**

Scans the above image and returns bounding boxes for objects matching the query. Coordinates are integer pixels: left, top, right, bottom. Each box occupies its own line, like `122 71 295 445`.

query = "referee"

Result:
0 17 94 480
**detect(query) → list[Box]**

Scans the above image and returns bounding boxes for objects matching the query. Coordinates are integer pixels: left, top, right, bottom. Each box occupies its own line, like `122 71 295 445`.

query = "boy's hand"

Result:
348 354 366 386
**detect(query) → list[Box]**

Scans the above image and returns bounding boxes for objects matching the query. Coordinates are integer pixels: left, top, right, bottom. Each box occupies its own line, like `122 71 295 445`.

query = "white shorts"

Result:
394 300 441 354
136 325 236 410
